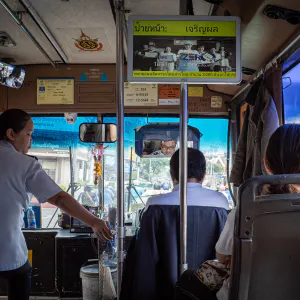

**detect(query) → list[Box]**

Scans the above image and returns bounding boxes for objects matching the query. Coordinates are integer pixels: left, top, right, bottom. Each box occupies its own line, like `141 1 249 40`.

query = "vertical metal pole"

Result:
179 83 188 275
179 0 189 276
98 156 104 209
116 0 125 297
127 147 133 212
231 113 239 203
69 146 75 197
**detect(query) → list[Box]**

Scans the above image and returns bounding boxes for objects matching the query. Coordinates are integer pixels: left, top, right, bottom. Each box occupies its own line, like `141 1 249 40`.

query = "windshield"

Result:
28 115 231 228
103 116 231 211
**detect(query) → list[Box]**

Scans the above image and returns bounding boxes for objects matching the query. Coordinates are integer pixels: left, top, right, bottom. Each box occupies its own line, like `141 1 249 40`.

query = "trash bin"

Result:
80 261 117 300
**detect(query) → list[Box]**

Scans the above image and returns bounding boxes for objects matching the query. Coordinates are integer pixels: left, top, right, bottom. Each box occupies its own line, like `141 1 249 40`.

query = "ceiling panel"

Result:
126 0 180 15
214 0 300 96
241 0 300 71
0 0 61 64
192 0 214 16
28 0 117 64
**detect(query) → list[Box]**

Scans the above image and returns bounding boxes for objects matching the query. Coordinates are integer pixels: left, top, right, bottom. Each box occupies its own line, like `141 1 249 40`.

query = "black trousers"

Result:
175 269 218 300
0 260 31 300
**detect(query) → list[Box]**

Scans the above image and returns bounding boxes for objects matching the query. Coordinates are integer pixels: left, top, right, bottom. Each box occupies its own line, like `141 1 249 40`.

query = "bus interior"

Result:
0 0 300 299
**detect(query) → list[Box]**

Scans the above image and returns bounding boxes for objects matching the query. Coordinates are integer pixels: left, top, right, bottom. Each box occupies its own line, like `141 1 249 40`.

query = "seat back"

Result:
120 204 227 300
229 174 300 300
186 206 228 268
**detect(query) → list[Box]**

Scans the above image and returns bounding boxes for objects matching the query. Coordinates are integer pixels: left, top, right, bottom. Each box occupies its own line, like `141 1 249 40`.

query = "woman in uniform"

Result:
0 109 113 300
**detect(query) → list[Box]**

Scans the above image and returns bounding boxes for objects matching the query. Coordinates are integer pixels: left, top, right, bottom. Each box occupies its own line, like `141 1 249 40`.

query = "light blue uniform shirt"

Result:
0 141 62 271
145 182 229 210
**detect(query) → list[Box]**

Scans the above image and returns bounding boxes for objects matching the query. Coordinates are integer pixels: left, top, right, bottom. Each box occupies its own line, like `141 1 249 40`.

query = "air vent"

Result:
262 5 300 25
0 32 16 47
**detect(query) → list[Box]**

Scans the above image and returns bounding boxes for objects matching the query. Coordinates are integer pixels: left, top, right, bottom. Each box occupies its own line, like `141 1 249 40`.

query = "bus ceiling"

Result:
0 0 299 98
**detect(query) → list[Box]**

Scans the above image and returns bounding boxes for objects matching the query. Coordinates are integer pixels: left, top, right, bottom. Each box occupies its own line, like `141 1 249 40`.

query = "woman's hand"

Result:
91 218 113 242
48 191 113 242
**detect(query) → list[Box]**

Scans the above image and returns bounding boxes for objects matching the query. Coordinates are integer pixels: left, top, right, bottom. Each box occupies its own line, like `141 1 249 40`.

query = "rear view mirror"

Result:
0 61 25 89
79 123 117 143
135 123 202 157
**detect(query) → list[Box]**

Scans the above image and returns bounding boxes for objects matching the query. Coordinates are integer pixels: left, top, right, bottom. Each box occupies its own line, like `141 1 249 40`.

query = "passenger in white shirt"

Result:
216 124 300 300
145 148 228 210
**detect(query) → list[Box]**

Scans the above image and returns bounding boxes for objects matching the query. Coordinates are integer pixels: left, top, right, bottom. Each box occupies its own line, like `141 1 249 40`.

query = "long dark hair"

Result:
0 109 31 140
265 124 300 194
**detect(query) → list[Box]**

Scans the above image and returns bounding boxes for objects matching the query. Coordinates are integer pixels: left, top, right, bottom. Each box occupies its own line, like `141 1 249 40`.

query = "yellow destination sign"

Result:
133 20 236 37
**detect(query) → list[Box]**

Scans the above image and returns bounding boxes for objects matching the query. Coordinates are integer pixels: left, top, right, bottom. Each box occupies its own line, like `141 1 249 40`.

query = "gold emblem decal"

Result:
74 30 103 52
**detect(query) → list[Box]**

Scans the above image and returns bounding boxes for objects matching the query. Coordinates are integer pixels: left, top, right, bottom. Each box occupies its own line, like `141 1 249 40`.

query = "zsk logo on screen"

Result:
74 30 103 52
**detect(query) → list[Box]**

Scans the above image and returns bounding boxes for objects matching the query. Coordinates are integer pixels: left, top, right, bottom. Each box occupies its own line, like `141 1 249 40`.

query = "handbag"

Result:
195 260 230 291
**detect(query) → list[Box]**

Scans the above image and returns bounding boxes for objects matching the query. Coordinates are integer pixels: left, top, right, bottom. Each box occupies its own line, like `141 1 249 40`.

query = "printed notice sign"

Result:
211 96 222 108
159 98 180 105
124 82 158 106
127 16 241 84
37 78 74 105
159 85 180 105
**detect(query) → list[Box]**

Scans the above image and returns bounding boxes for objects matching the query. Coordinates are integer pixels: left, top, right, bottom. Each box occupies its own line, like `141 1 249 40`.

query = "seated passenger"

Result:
146 148 228 210
176 124 300 300
120 148 228 300
216 124 300 300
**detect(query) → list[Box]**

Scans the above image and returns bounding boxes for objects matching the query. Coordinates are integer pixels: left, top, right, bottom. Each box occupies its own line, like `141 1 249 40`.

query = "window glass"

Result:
29 116 97 228
28 115 231 228
103 116 232 211
283 63 300 123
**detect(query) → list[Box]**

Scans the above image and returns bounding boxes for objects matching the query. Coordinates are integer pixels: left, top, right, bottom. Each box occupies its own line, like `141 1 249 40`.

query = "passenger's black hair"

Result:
170 148 206 182
0 109 31 140
265 124 300 194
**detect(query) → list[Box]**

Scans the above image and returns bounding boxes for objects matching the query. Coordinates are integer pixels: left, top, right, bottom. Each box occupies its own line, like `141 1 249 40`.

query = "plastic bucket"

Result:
80 263 117 300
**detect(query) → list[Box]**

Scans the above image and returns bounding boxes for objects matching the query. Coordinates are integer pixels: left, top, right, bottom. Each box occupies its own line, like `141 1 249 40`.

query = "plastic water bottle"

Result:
27 207 36 229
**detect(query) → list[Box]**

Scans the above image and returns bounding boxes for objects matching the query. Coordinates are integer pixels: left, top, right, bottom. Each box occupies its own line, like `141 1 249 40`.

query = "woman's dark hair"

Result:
0 109 31 140
265 124 300 194
170 148 206 182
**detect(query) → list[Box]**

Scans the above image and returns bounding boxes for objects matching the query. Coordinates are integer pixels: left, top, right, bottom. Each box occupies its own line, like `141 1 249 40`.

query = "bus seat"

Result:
120 204 228 300
229 174 300 300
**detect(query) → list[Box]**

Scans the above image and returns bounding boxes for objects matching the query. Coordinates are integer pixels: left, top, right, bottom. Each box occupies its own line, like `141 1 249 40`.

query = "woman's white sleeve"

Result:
215 208 236 255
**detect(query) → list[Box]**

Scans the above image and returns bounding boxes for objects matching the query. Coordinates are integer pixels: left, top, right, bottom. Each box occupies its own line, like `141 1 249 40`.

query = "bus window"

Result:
28 115 97 228
283 63 300 124
103 116 232 210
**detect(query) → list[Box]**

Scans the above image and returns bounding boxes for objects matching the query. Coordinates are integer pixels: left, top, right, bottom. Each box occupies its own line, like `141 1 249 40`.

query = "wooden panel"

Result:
7 64 118 112
0 86 7 112
77 83 115 104
6 64 231 115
